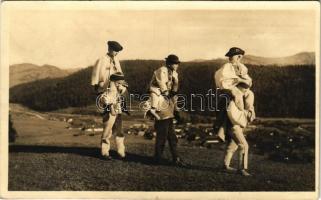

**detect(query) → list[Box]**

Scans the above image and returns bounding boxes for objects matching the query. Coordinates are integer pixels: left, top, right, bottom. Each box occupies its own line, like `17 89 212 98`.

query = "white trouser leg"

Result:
224 139 238 167
101 114 117 156
244 89 256 122
244 89 255 110
231 125 249 169
115 136 126 158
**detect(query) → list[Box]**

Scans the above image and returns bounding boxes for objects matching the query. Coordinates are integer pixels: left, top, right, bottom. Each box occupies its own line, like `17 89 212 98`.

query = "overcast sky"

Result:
9 8 317 69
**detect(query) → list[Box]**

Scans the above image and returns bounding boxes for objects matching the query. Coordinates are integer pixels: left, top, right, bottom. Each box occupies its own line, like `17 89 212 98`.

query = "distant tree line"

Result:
10 67 95 111
178 62 315 118
9 60 315 118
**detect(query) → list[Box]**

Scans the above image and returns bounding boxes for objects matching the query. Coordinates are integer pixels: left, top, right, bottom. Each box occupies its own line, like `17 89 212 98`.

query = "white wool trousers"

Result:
101 113 126 158
224 125 249 170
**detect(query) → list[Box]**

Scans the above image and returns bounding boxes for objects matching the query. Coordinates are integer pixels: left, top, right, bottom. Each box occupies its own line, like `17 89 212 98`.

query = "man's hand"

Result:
98 81 104 88
172 71 178 83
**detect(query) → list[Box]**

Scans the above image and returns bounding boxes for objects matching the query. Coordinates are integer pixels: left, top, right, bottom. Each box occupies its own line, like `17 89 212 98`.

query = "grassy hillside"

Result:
9 60 315 118
9 110 315 191
9 63 73 87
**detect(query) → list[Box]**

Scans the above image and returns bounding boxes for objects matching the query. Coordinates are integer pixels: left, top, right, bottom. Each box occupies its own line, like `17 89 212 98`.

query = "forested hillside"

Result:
10 60 315 118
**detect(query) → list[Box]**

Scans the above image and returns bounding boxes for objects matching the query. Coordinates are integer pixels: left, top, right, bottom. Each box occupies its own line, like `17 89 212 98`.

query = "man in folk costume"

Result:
214 47 256 176
91 41 123 93
91 41 127 160
98 72 128 160
147 54 186 167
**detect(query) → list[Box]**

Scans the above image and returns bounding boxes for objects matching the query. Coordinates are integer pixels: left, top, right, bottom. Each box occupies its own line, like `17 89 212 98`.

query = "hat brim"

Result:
165 58 181 64
225 51 245 57
115 47 123 52
110 75 125 82
107 41 123 52
110 47 123 52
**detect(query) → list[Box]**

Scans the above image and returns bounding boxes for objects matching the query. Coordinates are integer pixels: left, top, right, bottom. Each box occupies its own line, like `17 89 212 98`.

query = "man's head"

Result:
225 47 245 64
107 41 123 57
165 54 180 71
110 72 128 94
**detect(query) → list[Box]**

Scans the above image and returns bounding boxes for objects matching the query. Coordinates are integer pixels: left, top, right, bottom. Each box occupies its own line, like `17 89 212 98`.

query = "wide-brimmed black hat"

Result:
110 72 128 87
225 47 245 57
107 41 123 52
165 54 181 64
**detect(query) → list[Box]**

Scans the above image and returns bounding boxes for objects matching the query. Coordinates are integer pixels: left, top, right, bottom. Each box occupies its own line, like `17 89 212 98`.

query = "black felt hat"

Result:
165 54 181 64
107 41 123 52
225 47 245 57
110 72 128 87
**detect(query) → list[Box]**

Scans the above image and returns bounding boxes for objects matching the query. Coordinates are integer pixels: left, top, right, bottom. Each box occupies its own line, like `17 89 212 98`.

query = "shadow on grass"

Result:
9 144 218 172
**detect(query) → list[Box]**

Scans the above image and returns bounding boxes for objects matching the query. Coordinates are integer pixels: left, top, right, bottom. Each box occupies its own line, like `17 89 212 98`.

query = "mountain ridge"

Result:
191 52 315 66
10 63 78 87
242 52 315 66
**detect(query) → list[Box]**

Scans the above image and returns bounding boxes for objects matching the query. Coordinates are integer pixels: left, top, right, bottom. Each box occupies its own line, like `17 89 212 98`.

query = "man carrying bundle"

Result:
91 41 128 160
214 47 256 176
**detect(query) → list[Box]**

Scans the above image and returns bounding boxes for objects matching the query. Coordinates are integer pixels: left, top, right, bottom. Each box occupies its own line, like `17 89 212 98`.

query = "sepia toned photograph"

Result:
1 1 319 199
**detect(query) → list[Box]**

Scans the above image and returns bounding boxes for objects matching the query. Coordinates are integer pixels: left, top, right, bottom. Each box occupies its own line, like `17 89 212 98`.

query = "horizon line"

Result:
9 51 315 69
